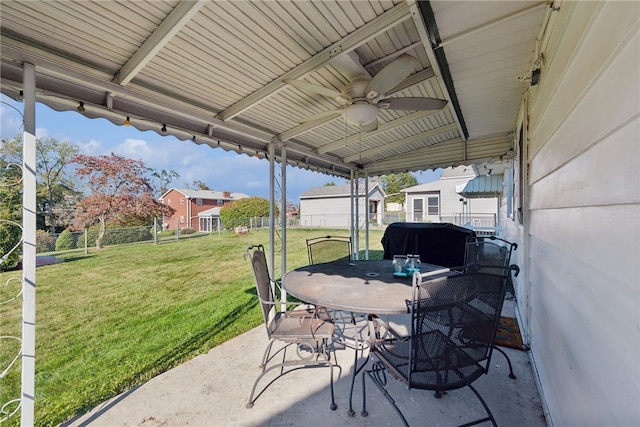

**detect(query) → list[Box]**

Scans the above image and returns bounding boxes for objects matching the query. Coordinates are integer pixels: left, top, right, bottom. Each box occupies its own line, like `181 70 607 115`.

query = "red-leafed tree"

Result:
71 153 174 249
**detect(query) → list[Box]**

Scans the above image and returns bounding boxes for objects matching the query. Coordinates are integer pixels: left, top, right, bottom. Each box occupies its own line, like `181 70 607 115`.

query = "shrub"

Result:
179 228 196 235
0 221 21 270
36 230 57 253
86 226 153 247
55 229 77 251
219 197 275 229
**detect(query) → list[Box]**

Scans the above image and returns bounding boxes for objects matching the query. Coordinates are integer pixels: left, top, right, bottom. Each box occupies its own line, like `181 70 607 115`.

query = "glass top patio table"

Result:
282 260 448 315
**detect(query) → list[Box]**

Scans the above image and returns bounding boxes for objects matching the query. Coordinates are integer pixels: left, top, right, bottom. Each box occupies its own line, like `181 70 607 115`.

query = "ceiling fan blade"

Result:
361 119 378 132
282 79 342 99
330 51 371 80
377 97 448 111
365 54 420 98
297 109 342 123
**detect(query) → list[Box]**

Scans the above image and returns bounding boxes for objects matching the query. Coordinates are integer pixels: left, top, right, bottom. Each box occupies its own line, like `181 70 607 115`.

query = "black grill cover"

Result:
381 222 475 268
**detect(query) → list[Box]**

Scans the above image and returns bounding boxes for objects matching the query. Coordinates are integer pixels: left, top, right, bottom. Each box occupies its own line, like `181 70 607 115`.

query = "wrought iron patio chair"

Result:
416 236 520 378
463 236 517 275
306 235 367 345
244 244 338 410
359 268 514 427
454 237 520 378
306 235 353 265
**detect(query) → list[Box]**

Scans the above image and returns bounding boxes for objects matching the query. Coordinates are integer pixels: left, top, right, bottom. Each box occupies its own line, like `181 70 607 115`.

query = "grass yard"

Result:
0 228 384 426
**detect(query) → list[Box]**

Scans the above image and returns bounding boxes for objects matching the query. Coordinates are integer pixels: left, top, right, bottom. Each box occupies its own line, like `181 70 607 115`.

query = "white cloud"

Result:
79 139 103 155
0 104 24 139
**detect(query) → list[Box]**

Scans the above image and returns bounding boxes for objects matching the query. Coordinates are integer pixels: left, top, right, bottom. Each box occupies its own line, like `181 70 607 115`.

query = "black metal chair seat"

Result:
423 237 521 379
371 329 487 393
358 271 514 427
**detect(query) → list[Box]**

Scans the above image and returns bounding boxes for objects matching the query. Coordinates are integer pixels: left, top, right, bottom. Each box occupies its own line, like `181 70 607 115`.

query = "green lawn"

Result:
0 228 384 426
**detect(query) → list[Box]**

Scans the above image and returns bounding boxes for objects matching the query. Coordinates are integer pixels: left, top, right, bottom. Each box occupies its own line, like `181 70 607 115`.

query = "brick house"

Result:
159 188 249 231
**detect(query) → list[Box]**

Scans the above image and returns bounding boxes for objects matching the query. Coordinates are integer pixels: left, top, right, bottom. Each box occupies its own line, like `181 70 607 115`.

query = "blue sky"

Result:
0 94 440 202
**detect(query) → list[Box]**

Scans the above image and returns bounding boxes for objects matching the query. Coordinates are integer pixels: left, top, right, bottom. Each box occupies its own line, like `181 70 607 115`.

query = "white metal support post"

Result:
279 144 287 289
268 142 276 281
21 62 36 426
364 172 369 260
349 171 355 259
353 172 361 260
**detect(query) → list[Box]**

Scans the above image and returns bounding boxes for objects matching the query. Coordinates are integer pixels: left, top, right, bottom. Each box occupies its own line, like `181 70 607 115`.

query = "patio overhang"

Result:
0 1 548 178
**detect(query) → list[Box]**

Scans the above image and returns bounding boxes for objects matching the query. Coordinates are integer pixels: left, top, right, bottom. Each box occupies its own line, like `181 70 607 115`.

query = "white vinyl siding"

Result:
503 2 640 425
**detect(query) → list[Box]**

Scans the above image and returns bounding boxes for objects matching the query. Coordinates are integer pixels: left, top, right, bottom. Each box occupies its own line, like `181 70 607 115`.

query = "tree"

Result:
71 153 174 249
219 197 275 229
192 180 210 190
0 136 80 232
37 137 80 232
324 182 336 186
0 158 23 270
380 173 419 204
147 168 180 196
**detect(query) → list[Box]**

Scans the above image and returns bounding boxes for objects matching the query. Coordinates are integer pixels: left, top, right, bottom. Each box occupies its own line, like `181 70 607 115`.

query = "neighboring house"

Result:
403 165 502 231
385 202 404 212
159 188 248 231
299 181 386 228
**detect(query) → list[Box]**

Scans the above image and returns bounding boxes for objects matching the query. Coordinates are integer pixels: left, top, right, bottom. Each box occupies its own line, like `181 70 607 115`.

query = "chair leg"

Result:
347 335 370 416
329 360 337 411
458 384 497 427
493 345 517 379
362 363 409 427
259 339 276 369
246 341 338 410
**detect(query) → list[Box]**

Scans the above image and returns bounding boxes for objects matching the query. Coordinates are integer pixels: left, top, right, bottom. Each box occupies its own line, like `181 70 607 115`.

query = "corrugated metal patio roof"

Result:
0 0 548 178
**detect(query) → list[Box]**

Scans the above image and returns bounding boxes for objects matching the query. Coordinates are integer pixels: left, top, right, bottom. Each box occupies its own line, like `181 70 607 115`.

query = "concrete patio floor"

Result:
63 305 547 427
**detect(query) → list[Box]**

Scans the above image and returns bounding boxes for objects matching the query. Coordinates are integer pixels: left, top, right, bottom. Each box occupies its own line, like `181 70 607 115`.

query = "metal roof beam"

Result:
317 105 441 155
342 123 458 162
216 2 411 122
364 138 466 174
0 46 271 143
113 0 207 85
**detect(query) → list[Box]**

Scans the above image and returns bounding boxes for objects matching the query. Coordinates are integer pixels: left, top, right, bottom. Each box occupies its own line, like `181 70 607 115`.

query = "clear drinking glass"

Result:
404 254 421 274
412 255 421 272
392 255 407 274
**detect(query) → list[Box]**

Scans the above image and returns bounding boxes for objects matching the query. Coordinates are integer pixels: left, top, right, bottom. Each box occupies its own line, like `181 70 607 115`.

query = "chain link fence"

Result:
35 225 161 254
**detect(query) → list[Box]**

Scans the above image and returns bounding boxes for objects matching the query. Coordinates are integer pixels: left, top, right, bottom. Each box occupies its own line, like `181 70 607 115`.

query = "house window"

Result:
217 199 223 206
180 198 185 205
427 196 439 216
196 198 202 206
167 198 171 205
180 215 185 223
413 198 423 221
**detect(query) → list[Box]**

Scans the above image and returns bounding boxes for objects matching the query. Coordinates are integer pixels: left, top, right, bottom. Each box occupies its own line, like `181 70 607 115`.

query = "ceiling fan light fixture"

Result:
343 103 377 126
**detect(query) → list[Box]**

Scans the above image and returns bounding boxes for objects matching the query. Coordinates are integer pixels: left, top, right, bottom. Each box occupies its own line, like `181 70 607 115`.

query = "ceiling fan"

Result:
283 53 447 132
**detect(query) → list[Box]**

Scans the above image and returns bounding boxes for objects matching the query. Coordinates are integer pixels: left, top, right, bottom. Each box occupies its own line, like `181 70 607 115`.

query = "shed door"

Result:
413 198 423 221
